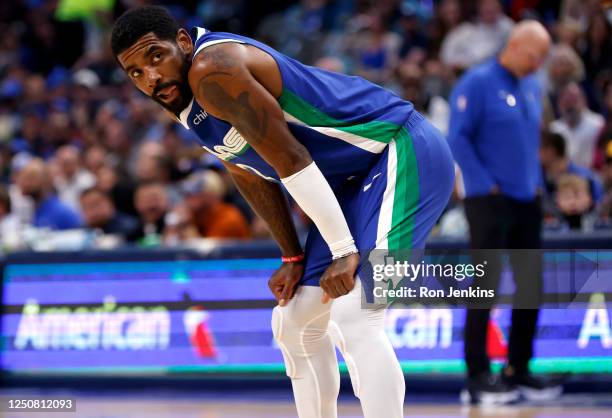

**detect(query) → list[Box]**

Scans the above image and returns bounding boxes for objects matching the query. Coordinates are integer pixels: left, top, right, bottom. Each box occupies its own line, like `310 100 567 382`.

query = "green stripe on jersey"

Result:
388 127 420 250
279 89 400 144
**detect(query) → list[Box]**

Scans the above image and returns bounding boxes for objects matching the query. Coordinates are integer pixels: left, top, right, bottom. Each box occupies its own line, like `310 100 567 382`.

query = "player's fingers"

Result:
319 276 333 300
341 274 355 294
289 277 301 299
325 276 347 299
268 279 282 301
331 272 351 296
279 279 296 306
333 277 349 297
321 291 331 304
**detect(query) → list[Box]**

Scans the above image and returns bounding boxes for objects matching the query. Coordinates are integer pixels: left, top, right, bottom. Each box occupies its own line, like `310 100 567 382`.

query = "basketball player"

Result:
112 6 454 417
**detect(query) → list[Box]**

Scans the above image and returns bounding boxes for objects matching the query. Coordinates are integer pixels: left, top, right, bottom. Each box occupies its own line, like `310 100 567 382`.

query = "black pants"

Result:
464 195 543 378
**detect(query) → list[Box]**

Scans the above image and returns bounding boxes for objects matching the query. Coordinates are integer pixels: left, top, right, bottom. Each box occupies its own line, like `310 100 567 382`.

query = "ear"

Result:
176 28 193 56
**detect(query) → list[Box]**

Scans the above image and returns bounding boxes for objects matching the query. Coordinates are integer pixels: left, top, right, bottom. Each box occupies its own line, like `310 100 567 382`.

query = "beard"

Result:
152 56 193 115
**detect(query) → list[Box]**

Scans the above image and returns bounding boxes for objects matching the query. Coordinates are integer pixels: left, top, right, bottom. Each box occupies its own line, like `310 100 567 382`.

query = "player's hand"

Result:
268 262 304 306
320 252 360 303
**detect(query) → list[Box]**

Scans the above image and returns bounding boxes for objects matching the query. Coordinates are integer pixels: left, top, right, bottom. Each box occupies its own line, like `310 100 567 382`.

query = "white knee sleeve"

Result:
329 279 405 418
271 286 340 418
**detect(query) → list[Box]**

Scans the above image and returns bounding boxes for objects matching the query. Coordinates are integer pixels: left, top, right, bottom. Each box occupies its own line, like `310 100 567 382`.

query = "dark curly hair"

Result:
541 131 566 158
111 6 180 57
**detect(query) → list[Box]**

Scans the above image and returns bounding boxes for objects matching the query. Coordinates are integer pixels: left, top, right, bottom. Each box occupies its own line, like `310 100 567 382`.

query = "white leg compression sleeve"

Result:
272 280 405 418
329 279 405 418
272 285 340 418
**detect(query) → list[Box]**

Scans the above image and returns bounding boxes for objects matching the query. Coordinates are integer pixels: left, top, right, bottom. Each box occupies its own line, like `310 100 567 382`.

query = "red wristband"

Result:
282 253 305 263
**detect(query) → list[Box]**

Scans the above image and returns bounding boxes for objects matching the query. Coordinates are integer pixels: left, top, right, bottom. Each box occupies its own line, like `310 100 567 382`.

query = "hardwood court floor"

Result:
2 392 611 418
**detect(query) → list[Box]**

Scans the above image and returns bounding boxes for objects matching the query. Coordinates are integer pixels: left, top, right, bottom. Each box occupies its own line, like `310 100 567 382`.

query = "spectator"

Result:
7 152 34 226
540 131 604 211
134 141 182 204
95 163 137 217
554 19 582 50
429 0 464 56
559 0 601 33
598 141 612 220
544 44 585 118
209 165 254 224
52 144 96 211
593 81 612 169
550 82 605 168
555 174 595 230
397 59 452 134
256 0 339 64
17 158 82 230
79 187 139 240
162 204 200 245
397 8 428 59
397 62 426 111
440 0 513 71
83 145 108 175
0 184 20 248
580 12 611 85
12 110 48 157
182 170 251 239
128 182 170 244
100 117 133 160
352 13 401 85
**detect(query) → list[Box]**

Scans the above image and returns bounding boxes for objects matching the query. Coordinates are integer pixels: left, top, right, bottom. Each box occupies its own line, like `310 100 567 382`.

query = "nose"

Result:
145 66 162 90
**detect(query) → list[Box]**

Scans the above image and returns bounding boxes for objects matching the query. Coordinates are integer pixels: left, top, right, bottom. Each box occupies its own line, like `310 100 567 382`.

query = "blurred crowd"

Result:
0 0 611 251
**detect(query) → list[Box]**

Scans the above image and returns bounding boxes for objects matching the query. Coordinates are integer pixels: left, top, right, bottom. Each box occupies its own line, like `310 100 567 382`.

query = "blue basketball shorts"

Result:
300 112 455 286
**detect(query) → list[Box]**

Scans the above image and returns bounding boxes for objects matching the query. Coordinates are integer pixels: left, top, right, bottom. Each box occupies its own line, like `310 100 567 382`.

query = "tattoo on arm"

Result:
199 47 237 69
196 47 269 143
200 81 269 143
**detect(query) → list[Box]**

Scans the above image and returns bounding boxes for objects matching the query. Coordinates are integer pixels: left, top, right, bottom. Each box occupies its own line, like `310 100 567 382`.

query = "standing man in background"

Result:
448 20 562 404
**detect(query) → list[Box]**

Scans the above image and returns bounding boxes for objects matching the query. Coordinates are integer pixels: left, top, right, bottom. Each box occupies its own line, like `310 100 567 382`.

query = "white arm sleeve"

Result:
281 162 358 259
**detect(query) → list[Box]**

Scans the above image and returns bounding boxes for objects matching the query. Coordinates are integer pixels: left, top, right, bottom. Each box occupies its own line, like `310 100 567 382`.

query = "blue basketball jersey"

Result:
178 27 417 188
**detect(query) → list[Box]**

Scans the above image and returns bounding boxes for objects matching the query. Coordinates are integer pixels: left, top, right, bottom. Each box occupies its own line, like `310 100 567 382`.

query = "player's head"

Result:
111 6 193 114
502 20 551 77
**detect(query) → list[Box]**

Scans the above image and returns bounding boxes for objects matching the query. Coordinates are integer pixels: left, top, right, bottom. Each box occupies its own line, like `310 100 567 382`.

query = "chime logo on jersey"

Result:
183 305 218 358
192 109 208 125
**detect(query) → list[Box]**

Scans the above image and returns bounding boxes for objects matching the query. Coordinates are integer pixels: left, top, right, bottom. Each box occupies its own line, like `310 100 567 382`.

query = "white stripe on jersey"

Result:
194 39 245 58
283 112 387 154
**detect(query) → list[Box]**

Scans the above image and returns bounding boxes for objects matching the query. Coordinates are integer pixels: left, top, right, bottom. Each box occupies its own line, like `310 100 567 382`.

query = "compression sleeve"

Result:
281 162 358 259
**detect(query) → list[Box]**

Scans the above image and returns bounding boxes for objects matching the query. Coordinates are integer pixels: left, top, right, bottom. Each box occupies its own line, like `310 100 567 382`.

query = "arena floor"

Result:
1 390 611 418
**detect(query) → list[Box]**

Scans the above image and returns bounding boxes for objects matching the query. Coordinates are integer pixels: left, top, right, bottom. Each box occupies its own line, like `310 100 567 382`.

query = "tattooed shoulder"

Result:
198 45 237 70
192 44 268 143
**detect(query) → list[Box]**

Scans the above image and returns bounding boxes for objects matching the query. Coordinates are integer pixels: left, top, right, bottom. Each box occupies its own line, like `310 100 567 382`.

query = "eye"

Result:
130 69 141 79
152 53 162 63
